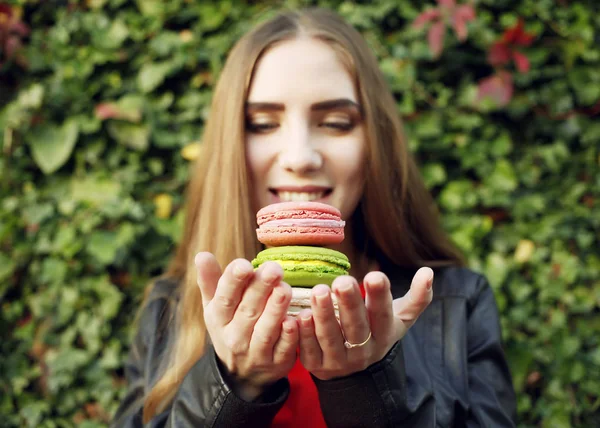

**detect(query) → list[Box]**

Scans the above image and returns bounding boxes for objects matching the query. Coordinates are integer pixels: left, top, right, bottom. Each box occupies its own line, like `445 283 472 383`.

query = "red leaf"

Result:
4 36 21 58
452 17 466 41
512 50 530 73
488 42 511 66
9 20 30 36
451 5 476 41
454 4 476 21
0 4 12 18
502 18 535 46
501 19 523 44
413 9 441 29
514 28 535 46
428 21 446 58
17 314 32 328
477 71 514 107
95 103 120 120
438 0 456 9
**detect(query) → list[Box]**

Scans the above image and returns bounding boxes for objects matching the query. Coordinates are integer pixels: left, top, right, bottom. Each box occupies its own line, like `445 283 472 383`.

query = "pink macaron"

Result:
256 202 345 246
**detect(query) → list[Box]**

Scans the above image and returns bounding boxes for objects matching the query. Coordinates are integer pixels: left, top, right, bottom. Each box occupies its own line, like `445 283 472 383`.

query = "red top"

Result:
270 357 327 427
271 284 366 427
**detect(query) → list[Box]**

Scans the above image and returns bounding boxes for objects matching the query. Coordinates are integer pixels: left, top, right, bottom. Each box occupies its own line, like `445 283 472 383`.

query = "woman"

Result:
111 7 516 427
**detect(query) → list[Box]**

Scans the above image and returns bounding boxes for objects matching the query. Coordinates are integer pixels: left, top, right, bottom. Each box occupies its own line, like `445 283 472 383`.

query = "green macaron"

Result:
251 246 351 287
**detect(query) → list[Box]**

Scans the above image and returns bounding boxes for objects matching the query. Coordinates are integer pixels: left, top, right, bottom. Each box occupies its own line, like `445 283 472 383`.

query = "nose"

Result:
277 127 323 174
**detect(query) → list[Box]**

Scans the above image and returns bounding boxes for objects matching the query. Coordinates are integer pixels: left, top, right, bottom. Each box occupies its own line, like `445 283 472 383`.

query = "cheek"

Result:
245 142 269 181
336 137 367 182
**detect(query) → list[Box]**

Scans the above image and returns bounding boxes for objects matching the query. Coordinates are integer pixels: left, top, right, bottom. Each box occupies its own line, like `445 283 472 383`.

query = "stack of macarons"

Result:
251 202 350 316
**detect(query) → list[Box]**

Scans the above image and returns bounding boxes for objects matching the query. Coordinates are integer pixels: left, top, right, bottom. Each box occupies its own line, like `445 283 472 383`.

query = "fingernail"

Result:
426 273 433 291
283 321 295 334
300 313 312 322
314 286 328 296
314 288 329 306
365 273 384 290
264 273 279 285
274 289 286 304
338 280 354 293
233 263 248 279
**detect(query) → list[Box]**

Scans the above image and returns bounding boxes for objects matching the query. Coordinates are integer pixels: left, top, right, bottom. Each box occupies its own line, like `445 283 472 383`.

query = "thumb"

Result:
195 252 222 308
392 267 434 338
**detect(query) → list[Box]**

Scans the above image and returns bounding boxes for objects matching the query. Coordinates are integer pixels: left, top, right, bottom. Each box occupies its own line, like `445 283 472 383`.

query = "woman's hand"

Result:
195 252 299 400
297 267 433 380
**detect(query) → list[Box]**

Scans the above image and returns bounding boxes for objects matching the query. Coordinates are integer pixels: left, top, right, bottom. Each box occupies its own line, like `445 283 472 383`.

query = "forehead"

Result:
247 37 357 103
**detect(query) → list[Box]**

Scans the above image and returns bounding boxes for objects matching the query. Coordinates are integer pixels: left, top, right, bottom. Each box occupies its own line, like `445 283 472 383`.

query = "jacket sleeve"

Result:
111 292 290 427
465 276 516 427
312 275 516 427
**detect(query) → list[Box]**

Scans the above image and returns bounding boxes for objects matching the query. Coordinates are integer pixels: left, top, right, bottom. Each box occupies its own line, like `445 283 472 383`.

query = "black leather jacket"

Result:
111 265 516 427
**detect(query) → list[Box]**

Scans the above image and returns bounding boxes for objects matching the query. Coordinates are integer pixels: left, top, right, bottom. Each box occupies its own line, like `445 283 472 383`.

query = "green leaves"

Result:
0 253 16 299
26 120 79 174
1 1 599 427
484 159 518 193
137 61 172 93
135 0 165 17
87 231 119 265
71 176 122 206
107 122 150 151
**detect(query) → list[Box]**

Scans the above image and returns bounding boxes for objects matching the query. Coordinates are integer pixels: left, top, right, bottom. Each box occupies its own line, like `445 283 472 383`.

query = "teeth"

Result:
278 191 326 202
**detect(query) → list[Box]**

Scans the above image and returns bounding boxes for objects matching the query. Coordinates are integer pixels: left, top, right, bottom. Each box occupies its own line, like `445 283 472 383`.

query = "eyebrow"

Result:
245 98 362 113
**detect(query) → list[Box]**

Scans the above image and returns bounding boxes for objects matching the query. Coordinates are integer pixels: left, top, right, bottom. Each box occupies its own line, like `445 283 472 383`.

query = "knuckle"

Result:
216 294 236 309
329 360 345 372
341 297 360 312
273 348 289 365
318 334 339 350
238 302 260 321
253 329 276 347
224 334 248 355
299 327 314 340
416 293 431 307
268 292 289 311
303 346 319 361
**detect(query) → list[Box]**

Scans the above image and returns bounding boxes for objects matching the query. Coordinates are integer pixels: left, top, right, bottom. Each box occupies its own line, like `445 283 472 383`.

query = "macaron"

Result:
287 287 340 317
256 202 345 246
251 246 351 287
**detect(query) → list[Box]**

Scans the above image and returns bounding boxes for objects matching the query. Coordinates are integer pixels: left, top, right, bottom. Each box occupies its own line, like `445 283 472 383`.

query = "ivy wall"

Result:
1 0 599 426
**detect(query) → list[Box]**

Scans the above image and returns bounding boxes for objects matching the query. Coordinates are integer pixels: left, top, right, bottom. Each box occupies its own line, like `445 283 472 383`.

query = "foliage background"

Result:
1 0 599 426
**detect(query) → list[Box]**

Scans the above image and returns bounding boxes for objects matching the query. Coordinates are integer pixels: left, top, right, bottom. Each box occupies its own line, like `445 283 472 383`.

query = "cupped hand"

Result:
195 252 299 400
297 267 433 380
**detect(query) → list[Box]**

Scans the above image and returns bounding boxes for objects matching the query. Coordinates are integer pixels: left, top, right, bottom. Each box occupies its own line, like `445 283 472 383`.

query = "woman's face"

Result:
245 37 366 221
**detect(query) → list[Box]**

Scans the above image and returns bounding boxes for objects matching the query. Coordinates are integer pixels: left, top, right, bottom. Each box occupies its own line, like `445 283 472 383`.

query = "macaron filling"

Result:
259 219 345 228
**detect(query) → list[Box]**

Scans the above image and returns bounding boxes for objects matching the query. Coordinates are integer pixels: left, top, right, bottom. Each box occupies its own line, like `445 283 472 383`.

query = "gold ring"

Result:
343 331 372 349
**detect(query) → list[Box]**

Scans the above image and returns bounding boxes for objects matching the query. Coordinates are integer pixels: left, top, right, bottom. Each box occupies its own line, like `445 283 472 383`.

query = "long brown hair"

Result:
142 7 463 422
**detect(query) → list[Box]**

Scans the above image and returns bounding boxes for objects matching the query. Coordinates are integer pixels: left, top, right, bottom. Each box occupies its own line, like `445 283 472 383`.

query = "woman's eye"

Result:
247 122 279 133
321 122 354 131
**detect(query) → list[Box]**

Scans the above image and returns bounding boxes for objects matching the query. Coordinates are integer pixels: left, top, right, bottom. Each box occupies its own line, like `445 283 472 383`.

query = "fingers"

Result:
392 267 434 337
250 282 292 355
333 276 370 349
272 316 299 366
209 258 254 326
229 261 283 340
311 284 345 363
195 252 223 308
363 272 393 342
297 310 321 369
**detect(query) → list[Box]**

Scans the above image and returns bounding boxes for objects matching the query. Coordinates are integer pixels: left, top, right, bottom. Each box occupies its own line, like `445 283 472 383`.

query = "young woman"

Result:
111 7 516 427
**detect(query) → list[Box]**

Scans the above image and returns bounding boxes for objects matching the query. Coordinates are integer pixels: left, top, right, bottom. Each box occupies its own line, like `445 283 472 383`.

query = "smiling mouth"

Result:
269 188 333 202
